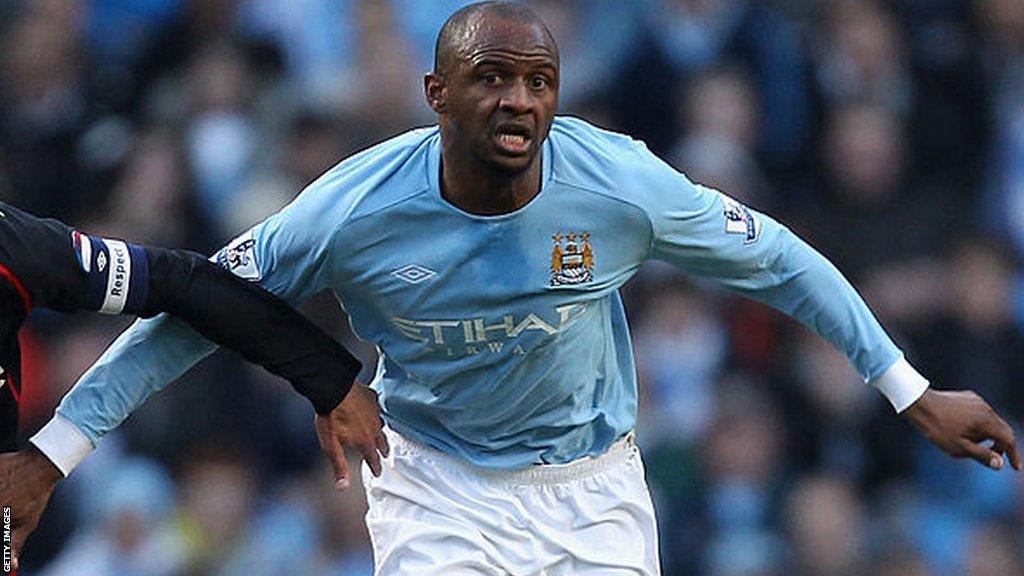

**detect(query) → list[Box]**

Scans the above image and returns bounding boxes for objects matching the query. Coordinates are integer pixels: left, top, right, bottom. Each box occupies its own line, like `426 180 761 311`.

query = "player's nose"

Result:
498 78 534 115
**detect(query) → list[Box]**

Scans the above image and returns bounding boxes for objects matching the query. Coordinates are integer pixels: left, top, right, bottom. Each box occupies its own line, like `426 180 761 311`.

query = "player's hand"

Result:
0 444 63 571
903 388 1021 471
314 381 389 491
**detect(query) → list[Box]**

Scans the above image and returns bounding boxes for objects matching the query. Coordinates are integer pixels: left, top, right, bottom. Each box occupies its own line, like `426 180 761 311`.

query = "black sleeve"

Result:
0 201 360 414
138 247 362 415
0 202 91 312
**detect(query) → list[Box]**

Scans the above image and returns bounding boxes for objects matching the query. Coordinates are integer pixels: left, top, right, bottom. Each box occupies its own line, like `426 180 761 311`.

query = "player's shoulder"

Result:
548 116 644 164
290 126 438 225
547 116 683 204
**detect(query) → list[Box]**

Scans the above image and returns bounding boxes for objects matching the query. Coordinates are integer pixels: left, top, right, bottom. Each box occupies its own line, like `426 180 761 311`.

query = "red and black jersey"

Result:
0 202 361 450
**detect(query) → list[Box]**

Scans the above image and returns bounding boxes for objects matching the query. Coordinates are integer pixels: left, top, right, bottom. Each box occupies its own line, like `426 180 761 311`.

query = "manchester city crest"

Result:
550 232 594 286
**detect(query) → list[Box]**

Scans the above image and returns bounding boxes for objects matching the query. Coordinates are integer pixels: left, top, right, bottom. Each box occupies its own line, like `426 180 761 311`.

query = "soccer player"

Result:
16 2 1021 574
0 202 386 570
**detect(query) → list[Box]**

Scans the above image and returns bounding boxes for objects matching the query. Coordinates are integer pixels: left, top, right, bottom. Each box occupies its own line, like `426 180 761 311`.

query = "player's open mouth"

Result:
493 125 532 155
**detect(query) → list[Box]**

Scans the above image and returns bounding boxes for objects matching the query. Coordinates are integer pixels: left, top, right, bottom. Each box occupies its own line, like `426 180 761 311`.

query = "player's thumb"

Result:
960 439 1004 470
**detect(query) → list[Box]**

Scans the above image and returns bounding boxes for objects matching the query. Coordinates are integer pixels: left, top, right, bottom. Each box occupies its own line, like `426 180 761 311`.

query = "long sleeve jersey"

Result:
42 118 927 471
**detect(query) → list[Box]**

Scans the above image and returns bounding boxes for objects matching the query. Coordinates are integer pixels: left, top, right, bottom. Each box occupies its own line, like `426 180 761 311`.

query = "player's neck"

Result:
440 155 542 216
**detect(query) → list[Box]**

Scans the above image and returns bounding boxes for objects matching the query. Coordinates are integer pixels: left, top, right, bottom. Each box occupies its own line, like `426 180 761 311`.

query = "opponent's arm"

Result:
630 143 1019 471
139 248 385 487
12 216 364 417
0 203 227 469
0 199 361 449
140 247 361 416
2 190 383 568
26 182 379 476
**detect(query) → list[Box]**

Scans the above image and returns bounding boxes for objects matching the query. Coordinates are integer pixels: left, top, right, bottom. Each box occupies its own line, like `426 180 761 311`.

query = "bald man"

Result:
21 2 1019 574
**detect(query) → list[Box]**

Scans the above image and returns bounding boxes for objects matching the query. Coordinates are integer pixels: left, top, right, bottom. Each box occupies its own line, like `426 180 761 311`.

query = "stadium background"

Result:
1 0 1023 574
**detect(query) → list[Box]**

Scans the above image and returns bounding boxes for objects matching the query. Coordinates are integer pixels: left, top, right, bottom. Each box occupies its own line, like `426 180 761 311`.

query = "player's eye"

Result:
530 76 549 90
482 72 501 85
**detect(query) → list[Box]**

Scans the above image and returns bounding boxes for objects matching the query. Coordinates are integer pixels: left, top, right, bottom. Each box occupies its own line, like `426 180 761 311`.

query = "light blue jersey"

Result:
57 117 902 468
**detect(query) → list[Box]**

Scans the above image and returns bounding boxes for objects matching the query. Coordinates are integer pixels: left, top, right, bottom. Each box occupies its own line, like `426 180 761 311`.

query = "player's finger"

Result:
332 450 352 491
994 418 1021 471
982 412 1015 444
361 440 382 477
377 430 390 458
1004 429 1023 471
958 438 1003 470
992 435 1022 472
1009 445 1023 472
993 439 1022 472
319 432 351 490
982 414 1021 471
315 417 351 489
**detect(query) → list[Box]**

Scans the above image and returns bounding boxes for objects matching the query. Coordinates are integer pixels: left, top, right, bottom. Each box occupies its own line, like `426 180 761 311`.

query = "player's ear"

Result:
425 73 446 114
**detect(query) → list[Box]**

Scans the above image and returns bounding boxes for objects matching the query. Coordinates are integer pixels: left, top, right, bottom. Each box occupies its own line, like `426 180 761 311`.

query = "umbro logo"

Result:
392 264 437 284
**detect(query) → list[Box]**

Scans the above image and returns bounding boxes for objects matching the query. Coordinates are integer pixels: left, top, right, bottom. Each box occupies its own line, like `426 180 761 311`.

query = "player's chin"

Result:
484 147 538 174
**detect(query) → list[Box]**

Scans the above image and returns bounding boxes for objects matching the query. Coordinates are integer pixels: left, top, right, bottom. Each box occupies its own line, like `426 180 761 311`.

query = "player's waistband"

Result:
384 427 638 485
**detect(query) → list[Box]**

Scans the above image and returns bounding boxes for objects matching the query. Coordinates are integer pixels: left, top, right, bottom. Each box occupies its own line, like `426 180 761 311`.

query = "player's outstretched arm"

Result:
663 189 1022 470
624 142 1019 471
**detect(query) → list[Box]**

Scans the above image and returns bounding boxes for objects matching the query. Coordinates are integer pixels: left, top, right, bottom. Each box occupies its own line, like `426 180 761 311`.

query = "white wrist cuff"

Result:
29 414 95 477
872 357 930 413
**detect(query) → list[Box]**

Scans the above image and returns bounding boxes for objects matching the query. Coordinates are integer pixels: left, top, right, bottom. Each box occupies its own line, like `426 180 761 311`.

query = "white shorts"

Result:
362 428 661 575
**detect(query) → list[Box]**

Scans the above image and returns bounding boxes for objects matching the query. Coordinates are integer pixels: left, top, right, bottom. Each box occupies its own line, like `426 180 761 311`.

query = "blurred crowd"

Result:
1 0 1023 574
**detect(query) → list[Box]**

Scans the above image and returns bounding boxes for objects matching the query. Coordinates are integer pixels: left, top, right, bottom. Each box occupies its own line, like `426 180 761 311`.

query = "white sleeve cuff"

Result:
871 357 930 413
29 414 95 477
